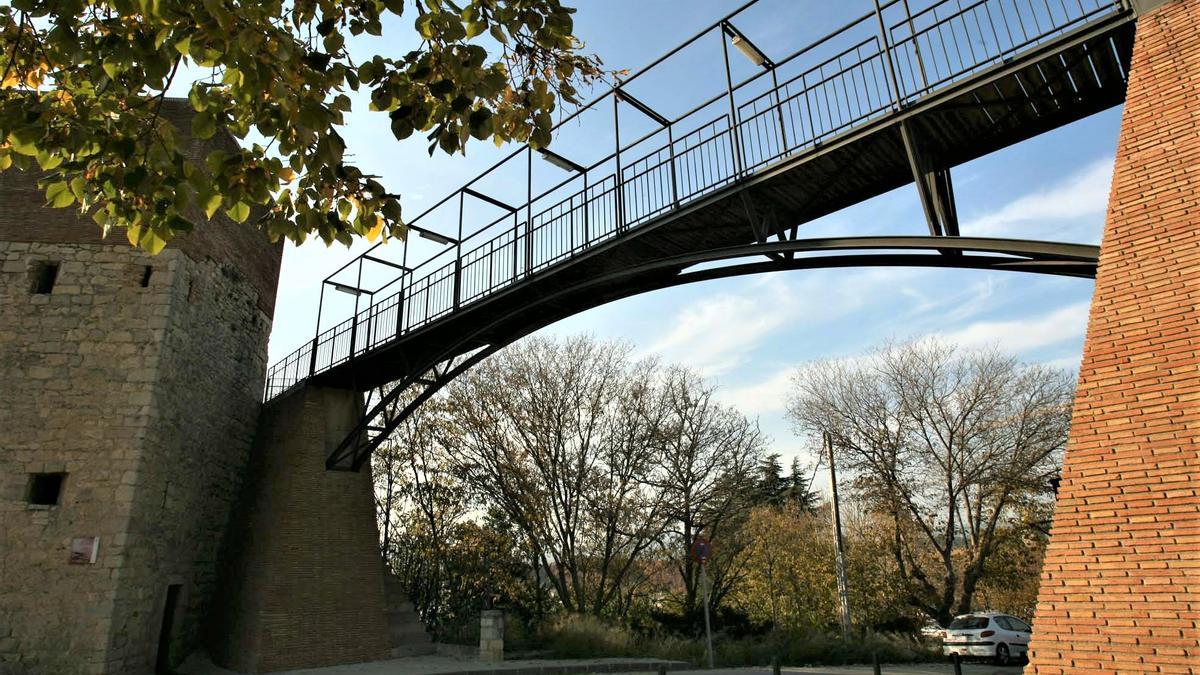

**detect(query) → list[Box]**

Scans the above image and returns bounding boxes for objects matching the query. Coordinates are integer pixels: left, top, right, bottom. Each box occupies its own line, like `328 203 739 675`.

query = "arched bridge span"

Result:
263 0 1140 470
321 235 1097 471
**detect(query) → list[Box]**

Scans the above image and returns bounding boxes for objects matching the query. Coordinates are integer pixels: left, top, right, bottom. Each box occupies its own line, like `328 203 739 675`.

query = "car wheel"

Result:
995 643 1011 666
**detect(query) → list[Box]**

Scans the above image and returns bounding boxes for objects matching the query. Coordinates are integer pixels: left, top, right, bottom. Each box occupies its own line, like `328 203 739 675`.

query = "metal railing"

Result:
264 0 1125 400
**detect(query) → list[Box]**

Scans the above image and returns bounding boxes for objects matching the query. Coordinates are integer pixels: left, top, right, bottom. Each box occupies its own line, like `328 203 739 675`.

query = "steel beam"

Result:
324 234 1097 470
463 187 517 213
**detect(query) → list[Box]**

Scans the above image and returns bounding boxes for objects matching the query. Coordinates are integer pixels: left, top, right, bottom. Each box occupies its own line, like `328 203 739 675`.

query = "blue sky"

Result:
266 1 1120 470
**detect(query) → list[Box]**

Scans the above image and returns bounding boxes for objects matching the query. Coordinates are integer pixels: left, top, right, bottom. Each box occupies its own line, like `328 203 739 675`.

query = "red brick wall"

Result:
1026 1 1200 672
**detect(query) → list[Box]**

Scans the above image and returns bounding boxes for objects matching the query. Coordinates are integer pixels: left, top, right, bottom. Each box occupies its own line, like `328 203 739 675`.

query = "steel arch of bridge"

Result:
323 235 1098 471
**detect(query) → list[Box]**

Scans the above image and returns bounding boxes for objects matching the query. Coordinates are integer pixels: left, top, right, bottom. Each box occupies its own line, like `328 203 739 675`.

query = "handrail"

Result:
263 0 1125 401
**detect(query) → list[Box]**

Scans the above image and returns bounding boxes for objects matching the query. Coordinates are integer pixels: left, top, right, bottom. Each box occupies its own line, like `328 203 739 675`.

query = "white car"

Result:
942 611 1031 665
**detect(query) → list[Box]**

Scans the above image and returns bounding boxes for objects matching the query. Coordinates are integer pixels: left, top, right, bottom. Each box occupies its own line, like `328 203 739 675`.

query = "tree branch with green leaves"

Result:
0 0 606 253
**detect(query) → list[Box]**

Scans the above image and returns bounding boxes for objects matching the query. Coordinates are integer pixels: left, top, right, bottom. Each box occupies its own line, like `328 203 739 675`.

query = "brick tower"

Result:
1027 0 1200 671
0 100 283 674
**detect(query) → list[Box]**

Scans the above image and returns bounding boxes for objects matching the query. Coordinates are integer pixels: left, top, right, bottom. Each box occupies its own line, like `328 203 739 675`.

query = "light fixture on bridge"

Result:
723 20 772 69
408 224 457 246
731 36 767 67
538 148 586 173
329 282 364 296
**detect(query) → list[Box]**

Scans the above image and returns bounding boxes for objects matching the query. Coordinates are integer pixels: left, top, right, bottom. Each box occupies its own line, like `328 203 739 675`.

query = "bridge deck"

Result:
266 0 1135 400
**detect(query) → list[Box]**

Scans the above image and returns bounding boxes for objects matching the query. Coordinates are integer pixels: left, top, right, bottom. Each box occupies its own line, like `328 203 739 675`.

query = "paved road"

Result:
656 665 1023 675
181 652 1024 675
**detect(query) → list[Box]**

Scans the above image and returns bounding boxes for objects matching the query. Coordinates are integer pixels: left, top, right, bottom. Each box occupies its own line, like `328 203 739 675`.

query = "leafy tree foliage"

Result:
0 0 604 252
786 338 1072 627
754 454 819 510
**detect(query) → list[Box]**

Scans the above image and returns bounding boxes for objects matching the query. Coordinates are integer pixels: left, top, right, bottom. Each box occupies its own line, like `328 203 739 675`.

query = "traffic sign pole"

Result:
701 561 714 669
691 537 716 669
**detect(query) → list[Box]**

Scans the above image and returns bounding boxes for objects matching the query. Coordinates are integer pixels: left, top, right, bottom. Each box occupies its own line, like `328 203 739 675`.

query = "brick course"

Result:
206 384 392 672
1026 1 1200 672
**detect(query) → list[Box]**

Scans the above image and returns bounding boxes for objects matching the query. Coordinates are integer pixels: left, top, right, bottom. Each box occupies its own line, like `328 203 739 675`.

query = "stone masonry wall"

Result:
0 239 274 674
108 248 273 672
206 384 392 673
1 241 169 674
1026 1 1200 672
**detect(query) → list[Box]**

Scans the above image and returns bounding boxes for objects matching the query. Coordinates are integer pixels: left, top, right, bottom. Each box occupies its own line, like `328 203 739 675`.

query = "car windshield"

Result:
949 616 989 630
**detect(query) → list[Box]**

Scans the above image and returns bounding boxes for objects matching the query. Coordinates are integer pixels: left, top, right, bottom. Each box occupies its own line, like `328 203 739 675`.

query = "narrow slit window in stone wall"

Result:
27 473 66 506
141 265 154 288
29 261 59 294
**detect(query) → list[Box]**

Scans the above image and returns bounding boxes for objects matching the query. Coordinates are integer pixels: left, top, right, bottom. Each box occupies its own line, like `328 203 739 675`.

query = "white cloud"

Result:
644 276 794 375
642 267 926 375
936 301 1091 353
964 158 1113 237
1043 354 1084 372
717 368 794 415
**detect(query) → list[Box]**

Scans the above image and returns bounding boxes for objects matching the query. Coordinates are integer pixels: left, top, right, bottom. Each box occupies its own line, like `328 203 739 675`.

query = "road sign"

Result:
692 538 715 669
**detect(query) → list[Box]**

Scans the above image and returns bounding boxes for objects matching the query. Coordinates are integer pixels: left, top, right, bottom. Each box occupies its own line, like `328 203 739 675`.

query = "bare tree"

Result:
649 367 767 615
442 336 668 616
372 393 473 630
786 339 1072 626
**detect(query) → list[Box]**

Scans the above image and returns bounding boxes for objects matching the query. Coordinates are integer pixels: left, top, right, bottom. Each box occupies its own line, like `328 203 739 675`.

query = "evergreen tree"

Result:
786 457 819 512
755 453 787 506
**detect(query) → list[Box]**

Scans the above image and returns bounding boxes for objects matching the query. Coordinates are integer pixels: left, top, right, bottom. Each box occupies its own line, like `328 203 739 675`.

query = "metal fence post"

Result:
454 191 464 309
525 147 533 274
511 212 519 281
582 171 591 244
771 67 789 156
873 0 907 109
720 22 745 175
901 0 929 94
613 92 626 232
349 258 362 358
309 283 325 376
667 123 680 207
396 241 408 337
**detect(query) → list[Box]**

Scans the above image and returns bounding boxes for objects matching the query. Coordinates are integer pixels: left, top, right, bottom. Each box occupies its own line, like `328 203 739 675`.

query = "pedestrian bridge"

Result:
264 0 1137 470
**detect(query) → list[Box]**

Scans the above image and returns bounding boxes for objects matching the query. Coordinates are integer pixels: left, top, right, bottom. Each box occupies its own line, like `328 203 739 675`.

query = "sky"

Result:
264 0 1122 475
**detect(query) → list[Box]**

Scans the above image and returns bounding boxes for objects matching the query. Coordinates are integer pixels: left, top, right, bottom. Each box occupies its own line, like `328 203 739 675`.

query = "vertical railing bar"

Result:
958 0 982 69
772 65 792 153
309 283 325 376
525 148 533 276
349 257 362 358
982 0 1006 64
720 24 745 176
454 190 463 309
946 1 970 74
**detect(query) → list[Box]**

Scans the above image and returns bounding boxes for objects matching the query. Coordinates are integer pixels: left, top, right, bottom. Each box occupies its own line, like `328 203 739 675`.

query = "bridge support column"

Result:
206 383 391 672
1027 1 1200 672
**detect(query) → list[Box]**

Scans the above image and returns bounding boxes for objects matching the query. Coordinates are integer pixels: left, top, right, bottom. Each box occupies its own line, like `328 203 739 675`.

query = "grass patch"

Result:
539 614 940 667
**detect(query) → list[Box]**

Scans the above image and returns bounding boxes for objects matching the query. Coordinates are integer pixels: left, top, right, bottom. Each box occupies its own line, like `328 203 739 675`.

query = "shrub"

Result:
540 614 638 659
538 614 940 667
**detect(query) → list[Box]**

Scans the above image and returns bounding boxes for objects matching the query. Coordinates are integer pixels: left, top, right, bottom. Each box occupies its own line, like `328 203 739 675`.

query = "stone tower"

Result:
0 100 283 674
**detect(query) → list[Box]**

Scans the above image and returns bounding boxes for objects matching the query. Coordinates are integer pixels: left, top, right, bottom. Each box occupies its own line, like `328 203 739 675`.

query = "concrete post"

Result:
479 609 505 663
